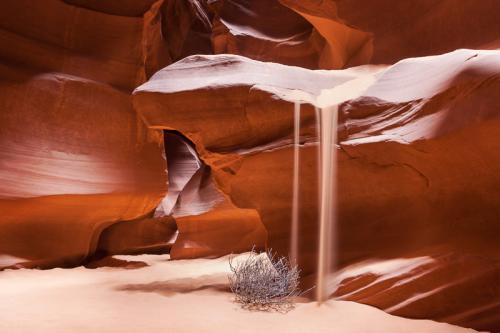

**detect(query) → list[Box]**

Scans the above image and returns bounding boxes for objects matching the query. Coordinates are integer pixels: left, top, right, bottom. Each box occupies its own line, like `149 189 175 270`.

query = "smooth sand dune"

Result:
0 254 479 333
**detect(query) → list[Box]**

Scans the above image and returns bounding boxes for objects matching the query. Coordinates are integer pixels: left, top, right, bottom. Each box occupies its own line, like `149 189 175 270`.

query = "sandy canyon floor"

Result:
0 254 480 333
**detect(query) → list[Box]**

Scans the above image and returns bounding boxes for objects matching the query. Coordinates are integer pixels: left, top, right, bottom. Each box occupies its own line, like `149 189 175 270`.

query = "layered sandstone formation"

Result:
1 0 499 332
333 0 500 64
133 50 500 331
210 0 372 69
333 247 500 332
0 0 170 268
208 0 500 68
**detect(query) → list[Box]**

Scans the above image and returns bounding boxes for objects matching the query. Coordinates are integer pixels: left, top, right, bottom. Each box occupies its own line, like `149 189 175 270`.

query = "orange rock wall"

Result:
1 1 500 331
0 0 169 268
133 51 500 331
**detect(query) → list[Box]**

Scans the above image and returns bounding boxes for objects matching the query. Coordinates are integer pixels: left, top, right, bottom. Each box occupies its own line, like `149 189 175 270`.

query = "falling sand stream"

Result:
290 74 377 304
290 102 301 266
315 104 338 303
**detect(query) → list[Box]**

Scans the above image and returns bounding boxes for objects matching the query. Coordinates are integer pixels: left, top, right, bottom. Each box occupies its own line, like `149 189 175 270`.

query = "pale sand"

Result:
0 254 479 333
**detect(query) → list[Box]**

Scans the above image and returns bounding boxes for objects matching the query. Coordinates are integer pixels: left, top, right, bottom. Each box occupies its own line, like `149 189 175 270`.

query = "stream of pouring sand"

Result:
290 74 376 304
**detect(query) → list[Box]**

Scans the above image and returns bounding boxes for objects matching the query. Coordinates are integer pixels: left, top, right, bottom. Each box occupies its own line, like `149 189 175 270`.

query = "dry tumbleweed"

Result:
228 249 300 312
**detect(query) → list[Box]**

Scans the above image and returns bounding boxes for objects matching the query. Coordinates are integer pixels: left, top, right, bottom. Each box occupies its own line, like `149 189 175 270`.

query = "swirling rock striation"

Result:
133 50 500 331
0 0 173 268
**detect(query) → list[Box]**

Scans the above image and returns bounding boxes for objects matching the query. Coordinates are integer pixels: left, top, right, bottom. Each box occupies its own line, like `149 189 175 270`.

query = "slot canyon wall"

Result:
1 0 499 331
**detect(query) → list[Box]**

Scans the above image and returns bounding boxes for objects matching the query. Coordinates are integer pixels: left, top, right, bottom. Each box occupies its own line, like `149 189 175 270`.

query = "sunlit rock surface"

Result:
0 0 170 268
133 50 500 331
332 248 500 332
132 53 363 258
1 1 499 332
0 71 166 268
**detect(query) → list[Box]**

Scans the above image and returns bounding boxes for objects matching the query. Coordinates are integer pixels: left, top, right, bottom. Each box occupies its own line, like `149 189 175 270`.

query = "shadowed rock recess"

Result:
1 1 499 332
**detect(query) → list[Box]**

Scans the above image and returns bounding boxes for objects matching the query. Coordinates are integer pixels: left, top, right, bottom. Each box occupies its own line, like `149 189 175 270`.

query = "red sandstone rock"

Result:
210 0 371 69
279 0 373 68
0 0 171 269
161 0 213 64
133 50 500 331
209 0 319 68
132 54 373 263
172 207 267 259
331 0 500 64
332 248 500 333
0 0 224 269
63 0 158 17
203 0 500 69
0 68 166 268
1 1 500 331
1 0 145 90
94 216 177 256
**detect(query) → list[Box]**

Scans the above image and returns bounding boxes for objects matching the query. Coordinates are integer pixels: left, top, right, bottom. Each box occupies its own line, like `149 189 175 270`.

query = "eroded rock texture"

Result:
333 0 500 64
0 0 171 268
210 0 372 69
334 49 500 331
133 50 500 331
1 1 500 332
201 0 500 68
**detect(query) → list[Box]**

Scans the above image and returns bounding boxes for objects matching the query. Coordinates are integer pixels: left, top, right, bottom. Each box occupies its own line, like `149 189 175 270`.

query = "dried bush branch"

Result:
228 249 300 312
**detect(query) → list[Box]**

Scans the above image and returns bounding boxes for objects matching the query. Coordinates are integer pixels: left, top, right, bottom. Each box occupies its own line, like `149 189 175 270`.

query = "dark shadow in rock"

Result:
116 273 231 297
85 256 149 270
